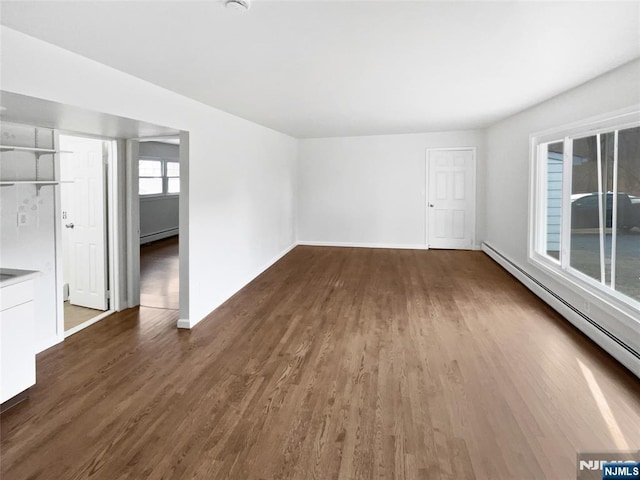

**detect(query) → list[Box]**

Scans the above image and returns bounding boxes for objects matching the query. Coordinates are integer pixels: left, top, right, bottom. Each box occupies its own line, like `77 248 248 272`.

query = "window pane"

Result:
139 177 163 195
570 135 602 282
167 177 180 194
614 126 640 302
166 162 180 177
533 121 640 314
139 159 162 177
545 142 563 260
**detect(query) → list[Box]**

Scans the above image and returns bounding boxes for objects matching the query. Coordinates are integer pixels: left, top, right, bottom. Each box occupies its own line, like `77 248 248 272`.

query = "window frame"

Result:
529 107 640 319
138 156 180 197
165 160 180 194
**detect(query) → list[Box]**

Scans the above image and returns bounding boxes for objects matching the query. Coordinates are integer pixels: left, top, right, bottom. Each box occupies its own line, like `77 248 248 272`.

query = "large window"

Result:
531 112 640 311
139 158 180 196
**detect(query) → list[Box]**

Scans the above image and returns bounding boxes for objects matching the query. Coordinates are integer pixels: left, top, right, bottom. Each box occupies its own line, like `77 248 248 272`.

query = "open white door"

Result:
427 148 475 250
60 136 108 311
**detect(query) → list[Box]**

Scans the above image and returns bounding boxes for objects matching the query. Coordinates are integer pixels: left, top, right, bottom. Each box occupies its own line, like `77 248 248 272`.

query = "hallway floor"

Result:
140 236 179 310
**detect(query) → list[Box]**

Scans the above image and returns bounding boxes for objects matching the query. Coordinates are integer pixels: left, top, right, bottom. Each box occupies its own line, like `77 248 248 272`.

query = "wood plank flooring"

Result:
140 236 179 310
1 246 639 480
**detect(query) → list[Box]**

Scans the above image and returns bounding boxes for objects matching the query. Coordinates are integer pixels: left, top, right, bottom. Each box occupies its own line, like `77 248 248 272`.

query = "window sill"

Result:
528 252 640 329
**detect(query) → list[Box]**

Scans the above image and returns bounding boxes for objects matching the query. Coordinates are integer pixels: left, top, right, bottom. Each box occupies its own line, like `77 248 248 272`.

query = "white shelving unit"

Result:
0 132 71 194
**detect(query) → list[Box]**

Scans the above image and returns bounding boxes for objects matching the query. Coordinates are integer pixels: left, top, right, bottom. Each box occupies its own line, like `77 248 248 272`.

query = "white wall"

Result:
139 196 179 244
0 124 57 351
485 58 640 374
1 27 297 334
139 141 180 244
298 131 485 248
139 141 179 159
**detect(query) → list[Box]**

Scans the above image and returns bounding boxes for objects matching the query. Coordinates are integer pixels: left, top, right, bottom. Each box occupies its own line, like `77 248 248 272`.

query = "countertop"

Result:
0 268 40 287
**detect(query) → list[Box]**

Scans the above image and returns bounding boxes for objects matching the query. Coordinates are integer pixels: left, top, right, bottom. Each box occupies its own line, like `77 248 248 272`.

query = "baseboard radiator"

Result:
140 228 179 245
482 242 639 377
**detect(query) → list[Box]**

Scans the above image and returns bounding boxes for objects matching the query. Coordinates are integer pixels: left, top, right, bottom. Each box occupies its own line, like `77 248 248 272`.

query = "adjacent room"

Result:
0 1 638 479
138 138 181 311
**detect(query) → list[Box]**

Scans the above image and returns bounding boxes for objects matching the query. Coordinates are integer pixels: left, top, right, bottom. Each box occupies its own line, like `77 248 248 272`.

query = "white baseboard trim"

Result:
482 242 639 378
187 241 298 330
177 319 191 329
140 229 179 245
298 240 429 250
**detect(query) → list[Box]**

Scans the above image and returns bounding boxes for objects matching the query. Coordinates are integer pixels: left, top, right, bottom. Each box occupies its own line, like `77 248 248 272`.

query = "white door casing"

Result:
60 160 74 301
427 148 475 250
60 136 108 310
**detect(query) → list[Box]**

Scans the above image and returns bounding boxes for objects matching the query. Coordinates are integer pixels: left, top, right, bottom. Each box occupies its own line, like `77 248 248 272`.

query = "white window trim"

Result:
529 106 640 326
139 156 180 197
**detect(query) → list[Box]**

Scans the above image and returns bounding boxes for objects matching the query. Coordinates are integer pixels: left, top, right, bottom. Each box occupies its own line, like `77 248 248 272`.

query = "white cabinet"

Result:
1 269 38 405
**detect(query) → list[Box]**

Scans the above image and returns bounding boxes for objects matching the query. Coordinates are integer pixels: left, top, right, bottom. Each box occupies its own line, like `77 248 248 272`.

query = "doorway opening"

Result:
59 134 114 335
137 138 180 311
0 89 190 350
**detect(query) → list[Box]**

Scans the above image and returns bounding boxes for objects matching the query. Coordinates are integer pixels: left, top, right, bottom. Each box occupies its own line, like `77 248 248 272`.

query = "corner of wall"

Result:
176 319 191 329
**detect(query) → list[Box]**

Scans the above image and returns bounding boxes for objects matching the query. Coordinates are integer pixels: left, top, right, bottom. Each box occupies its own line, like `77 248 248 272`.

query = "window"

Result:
531 110 640 313
139 159 163 195
166 161 180 194
139 158 180 196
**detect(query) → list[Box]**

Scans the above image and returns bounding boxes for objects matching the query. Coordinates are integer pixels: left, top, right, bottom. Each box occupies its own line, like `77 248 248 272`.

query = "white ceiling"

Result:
1 1 639 138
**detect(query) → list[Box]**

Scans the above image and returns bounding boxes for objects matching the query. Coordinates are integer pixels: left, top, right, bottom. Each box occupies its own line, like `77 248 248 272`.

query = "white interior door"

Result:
60 136 108 311
427 148 475 250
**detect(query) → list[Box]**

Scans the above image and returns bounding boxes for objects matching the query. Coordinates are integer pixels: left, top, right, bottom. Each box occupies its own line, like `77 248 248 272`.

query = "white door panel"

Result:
60 136 108 311
427 149 475 250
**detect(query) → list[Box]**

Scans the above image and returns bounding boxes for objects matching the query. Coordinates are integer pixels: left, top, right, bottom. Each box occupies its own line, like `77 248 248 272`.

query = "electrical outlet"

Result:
17 212 28 227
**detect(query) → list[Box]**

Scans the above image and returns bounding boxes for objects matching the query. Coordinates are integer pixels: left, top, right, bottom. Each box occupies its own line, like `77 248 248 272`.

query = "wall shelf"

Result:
1 180 55 185
0 180 73 194
0 137 69 194
0 146 72 160
1 145 55 154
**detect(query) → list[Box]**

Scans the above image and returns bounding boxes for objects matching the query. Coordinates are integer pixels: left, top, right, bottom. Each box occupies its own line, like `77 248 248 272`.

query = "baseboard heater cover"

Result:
140 228 179 245
482 242 639 373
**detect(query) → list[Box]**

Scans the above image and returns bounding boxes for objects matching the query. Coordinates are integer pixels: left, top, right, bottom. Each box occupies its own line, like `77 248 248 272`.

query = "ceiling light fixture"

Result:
225 0 250 12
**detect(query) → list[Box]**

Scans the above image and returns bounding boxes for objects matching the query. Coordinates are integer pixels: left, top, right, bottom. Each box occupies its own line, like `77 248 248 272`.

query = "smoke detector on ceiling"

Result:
225 0 250 11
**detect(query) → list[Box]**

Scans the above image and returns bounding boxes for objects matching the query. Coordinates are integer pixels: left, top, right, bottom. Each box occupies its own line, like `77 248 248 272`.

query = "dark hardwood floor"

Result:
140 236 179 310
1 246 639 479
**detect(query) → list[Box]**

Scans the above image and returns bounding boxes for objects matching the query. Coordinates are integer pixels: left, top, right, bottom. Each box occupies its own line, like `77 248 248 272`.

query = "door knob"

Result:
65 223 75 229
429 204 434 207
